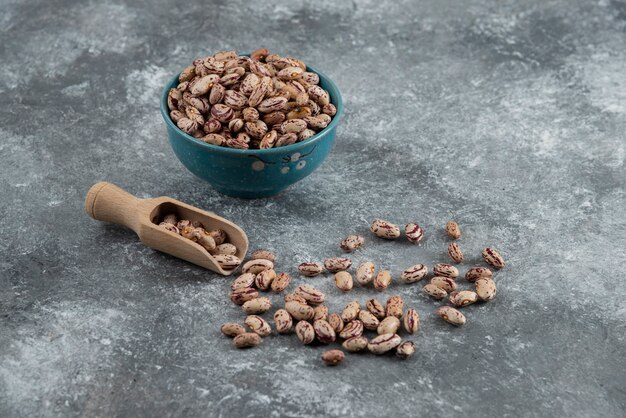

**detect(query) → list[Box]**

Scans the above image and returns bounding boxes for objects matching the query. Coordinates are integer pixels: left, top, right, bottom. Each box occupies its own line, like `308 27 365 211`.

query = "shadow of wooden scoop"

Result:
85 182 248 275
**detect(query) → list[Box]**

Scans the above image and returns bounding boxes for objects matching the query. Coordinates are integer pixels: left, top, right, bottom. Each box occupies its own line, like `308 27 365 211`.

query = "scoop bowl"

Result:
160 61 343 198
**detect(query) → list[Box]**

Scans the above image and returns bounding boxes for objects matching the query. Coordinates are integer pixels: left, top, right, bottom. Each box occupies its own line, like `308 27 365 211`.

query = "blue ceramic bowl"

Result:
160 62 343 198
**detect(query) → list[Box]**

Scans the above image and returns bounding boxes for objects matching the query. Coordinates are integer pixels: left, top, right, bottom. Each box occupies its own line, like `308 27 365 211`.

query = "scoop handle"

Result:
85 182 142 232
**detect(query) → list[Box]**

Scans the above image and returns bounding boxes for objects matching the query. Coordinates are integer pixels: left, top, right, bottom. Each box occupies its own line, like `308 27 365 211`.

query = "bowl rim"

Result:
160 58 343 155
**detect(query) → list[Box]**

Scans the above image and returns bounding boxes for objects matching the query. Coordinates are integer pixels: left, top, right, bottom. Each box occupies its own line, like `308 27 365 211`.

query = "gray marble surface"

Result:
1 0 626 417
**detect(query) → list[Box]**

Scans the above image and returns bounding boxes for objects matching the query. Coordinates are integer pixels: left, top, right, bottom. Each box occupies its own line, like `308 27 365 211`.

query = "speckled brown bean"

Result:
465 267 493 283
233 332 261 348
159 222 179 234
242 259 274 274
245 120 268 140
242 297 271 315
445 221 461 239
449 290 479 308
368 333 402 354
262 111 286 125
433 263 459 279
377 316 401 335
275 133 298 148
405 223 424 243
221 323 246 337
258 96 288 113
366 299 386 320
285 301 315 321
284 293 307 304
340 235 365 252
214 50 237 61
224 89 247 109
437 306 466 326
201 133 226 146
321 349 344 366
255 269 276 291
400 264 428 283
221 73 242 88
475 278 497 301
250 249 276 263
245 315 272 337
228 118 244 134
224 66 245 76
298 129 316 141
179 65 196 82
335 271 353 292
328 313 344 333
249 60 271 77
277 66 304 80
231 273 256 291
430 276 458 292
300 71 319 85
339 320 364 339
240 73 260 96
271 272 291 293
187 96 210 113
448 242 464 264
203 118 222 134
273 309 293 334
203 57 225 73
177 219 192 230
373 270 392 292
342 336 369 352
162 215 177 225
358 310 380 331
298 262 324 277
356 261 376 286
169 110 185 123
482 248 506 269
403 308 420 334
295 321 315 345
230 287 259 305
294 284 325 304
168 89 182 111
177 117 198 135
307 85 330 106
324 257 352 273
180 225 196 241
212 243 237 256
259 130 278 149
211 104 234 123
208 229 227 245
370 219 401 239
308 100 321 116
295 93 309 107
322 103 337 116
242 107 260 122
250 47 269 61
423 284 448 300
385 296 404 318
192 228 216 251
209 83 225 105
304 115 330 130
313 320 336 344
214 254 241 270
313 305 328 321
341 301 361 323
190 74 219 96
226 133 250 149
281 118 307 134
248 76 271 107
396 341 416 359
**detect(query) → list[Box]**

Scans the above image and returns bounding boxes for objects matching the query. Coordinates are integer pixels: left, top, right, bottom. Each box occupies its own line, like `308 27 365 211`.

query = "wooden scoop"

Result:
85 182 248 275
